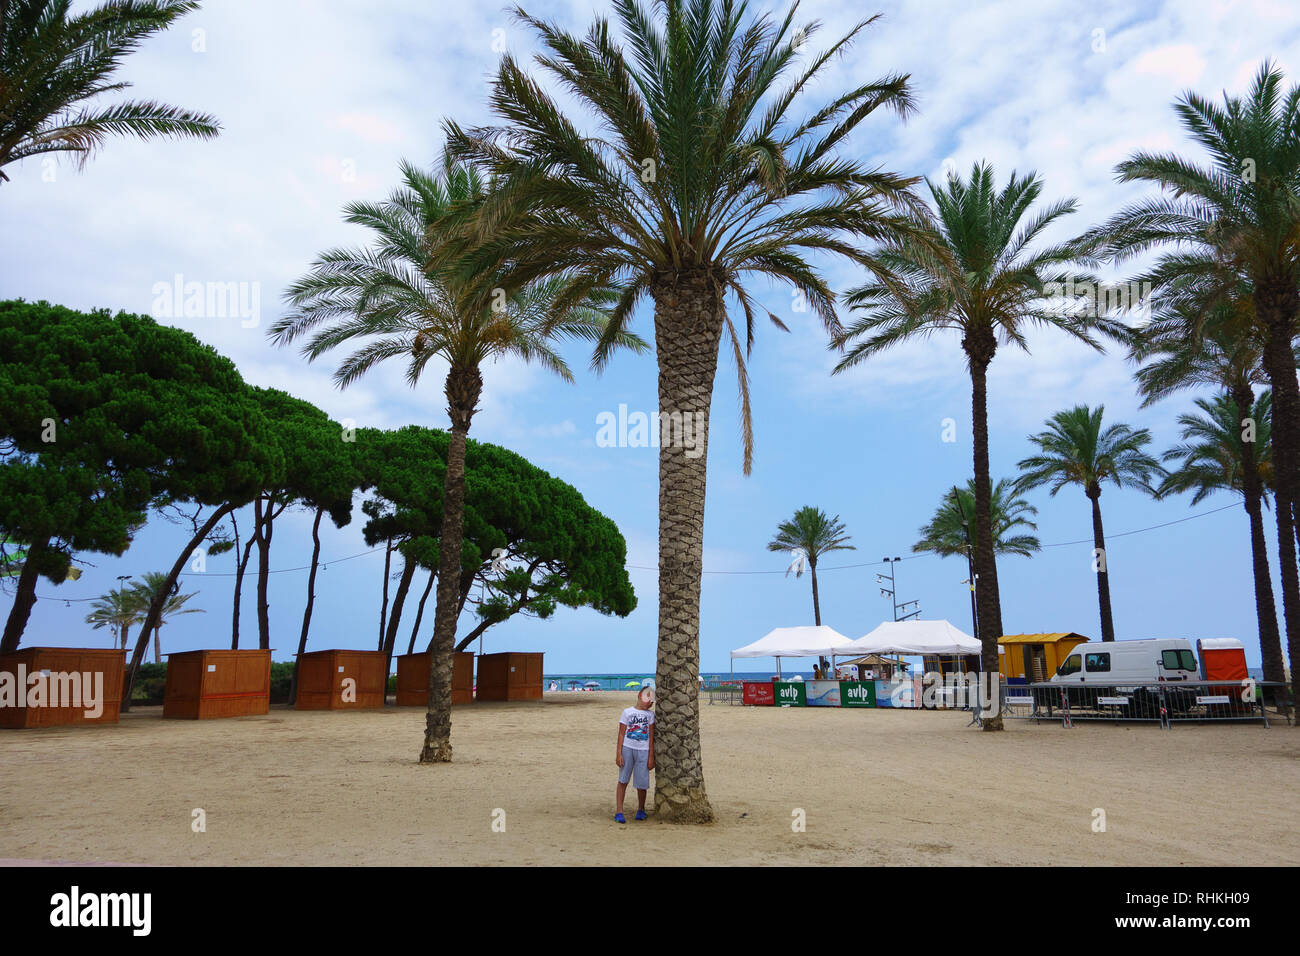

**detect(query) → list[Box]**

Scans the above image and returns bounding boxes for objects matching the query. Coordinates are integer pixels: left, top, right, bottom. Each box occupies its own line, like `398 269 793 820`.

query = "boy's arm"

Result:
616 722 626 766
646 723 654 770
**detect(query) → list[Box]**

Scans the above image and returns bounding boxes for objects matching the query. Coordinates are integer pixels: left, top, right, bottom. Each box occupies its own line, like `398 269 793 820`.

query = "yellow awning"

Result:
998 632 1088 645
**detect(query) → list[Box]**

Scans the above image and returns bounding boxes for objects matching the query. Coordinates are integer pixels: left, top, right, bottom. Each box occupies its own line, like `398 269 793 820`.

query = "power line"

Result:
29 498 1242 599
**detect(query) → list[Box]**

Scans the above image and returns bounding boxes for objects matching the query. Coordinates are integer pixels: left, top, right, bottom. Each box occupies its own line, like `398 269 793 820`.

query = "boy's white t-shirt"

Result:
620 707 655 750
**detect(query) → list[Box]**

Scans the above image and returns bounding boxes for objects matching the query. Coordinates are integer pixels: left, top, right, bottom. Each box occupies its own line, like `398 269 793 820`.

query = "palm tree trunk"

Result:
121 623 130 652
123 505 231 711
407 568 436 655
420 364 483 764
231 532 255 650
0 535 48 653
648 269 720 822
809 560 821 626
153 625 161 664
289 507 325 706
966 339 1004 730
1232 384 1284 683
1257 280 1300 710
1087 486 1116 642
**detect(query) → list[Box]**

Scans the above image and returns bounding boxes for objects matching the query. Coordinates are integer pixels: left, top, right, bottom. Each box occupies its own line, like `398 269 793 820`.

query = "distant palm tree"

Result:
1130 284 1288 683
0 0 220 184
1087 62 1300 701
914 479 1039 642
1160 392 1281 679
272 158 641 765
766 507 855 672
834 162 1121 725
129 571 202 662
1015 406 1164 642
85 586 146 650
441 0 922 810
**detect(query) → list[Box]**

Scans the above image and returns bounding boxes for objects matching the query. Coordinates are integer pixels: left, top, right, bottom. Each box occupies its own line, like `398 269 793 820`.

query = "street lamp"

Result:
876 557 920 622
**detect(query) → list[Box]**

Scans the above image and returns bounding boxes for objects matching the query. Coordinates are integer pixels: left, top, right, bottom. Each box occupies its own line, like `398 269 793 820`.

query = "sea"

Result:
545 670 814 690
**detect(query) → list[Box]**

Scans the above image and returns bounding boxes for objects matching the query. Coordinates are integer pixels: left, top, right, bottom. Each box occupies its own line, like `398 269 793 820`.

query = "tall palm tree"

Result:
1015 405 1164 643
271 158 642 765
0 0 219 184
766 506 854 671
128 571 202 662
85 585 146 650
1088 62 1300 702
833 162 1121 727
437 0 921 815
1129 283 1288 683
1160 392 1282 681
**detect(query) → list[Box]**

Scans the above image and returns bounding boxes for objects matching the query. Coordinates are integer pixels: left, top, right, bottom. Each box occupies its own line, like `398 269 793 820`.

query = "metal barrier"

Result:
998 680 1290 728
705 681 744 706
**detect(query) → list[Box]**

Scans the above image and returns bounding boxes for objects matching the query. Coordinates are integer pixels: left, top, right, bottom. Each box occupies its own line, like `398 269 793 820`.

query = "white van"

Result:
1050 638 1198 688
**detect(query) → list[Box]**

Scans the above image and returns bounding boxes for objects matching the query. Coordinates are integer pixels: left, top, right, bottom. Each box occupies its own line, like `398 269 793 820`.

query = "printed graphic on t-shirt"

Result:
620 707 654 749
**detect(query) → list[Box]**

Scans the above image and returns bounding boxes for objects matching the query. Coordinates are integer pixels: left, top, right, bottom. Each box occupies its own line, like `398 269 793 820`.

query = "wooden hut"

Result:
475 652 543 702
394 651 473 706
295 649 387 709
998 633 1089 682
163 649 270 719
0 647 125 728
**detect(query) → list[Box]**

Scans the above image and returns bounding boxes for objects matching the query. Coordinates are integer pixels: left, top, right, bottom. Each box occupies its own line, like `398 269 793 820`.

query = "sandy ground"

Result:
1 692 1296 866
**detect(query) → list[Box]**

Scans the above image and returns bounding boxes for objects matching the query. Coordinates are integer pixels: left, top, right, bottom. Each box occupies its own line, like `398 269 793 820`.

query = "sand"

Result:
1 692 1296 866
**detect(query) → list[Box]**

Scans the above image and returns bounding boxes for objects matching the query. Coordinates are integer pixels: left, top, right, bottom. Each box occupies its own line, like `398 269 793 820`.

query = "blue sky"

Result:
3 0 1299 674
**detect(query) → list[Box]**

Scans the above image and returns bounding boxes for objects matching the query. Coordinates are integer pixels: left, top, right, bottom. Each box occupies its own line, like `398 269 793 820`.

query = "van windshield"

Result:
1058 655 1081 676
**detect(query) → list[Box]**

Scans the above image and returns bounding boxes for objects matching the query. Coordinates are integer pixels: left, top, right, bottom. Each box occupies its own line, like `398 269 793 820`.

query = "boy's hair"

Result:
637 685 655 705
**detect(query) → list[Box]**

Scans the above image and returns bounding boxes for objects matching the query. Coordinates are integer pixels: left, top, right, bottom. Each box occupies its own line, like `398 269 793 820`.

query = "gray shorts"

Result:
618 745 650 789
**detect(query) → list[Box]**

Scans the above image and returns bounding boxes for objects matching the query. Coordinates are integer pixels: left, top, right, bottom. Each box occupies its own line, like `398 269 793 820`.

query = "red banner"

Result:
743 681 775 706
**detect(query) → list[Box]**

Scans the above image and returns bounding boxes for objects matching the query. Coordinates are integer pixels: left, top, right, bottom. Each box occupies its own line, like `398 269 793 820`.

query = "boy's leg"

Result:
636 788 647 811
616 781 628 814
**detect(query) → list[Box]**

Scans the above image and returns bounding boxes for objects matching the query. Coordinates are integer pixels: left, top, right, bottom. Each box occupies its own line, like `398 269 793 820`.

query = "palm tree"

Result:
1015 405 1164 643
1129 283 1288 683
0 0 219 184
913 478 1039 641
1087 62 1300 702
833 162 1121 727
271 158 642 765
85 585 146 650
766 506 854 671
128 571 202 662
439 0 921 817
1160 392 1282 681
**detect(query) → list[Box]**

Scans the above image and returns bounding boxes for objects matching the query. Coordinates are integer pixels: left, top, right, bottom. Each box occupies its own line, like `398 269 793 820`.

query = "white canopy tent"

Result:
730 625 856 677
846 619 982 657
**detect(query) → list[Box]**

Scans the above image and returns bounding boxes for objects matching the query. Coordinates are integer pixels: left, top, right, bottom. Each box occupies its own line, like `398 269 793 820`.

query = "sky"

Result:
3 0 1299 675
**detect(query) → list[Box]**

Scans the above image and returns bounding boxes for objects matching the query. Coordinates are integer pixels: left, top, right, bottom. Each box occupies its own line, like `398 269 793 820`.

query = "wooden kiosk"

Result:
394 651 473 706
295 649 387 710
163 649 270 719
0 647 126 728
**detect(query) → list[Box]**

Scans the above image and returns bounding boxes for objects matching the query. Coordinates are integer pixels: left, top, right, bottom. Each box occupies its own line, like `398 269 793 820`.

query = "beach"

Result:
1 692 1296 866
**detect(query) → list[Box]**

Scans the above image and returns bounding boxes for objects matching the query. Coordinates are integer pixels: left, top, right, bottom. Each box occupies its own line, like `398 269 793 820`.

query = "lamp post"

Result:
876 557 920 622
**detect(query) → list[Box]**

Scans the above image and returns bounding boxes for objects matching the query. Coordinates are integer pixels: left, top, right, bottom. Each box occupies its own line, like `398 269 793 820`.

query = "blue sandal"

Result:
635 810 647 821
614 812 626 823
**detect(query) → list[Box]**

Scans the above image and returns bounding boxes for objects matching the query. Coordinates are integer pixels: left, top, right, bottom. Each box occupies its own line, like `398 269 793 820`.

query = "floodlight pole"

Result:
877 557 920 622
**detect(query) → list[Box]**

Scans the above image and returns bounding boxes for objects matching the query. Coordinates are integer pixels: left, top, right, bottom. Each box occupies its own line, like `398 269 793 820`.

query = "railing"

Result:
997 679 1291 728
705 681 744 705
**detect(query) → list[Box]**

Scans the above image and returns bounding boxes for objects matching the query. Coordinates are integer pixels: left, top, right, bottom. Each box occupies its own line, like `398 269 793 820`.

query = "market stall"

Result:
730 625 857 707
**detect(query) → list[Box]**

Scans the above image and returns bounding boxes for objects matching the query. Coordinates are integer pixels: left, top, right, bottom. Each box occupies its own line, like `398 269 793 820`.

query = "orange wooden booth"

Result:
0 647 125 728
394 651 473 706
163 649 270 719
295 649 388 710
476 652 543 701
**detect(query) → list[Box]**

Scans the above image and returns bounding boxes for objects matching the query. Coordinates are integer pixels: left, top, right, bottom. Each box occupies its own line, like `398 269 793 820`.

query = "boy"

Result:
614 686 655 822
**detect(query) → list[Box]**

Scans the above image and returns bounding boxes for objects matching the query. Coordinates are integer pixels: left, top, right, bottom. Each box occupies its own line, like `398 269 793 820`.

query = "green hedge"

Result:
128 659 397 704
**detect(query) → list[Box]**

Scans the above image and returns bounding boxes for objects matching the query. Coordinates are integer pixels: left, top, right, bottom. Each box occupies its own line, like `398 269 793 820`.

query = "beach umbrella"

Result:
624 680 641 687
584 680 601 687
